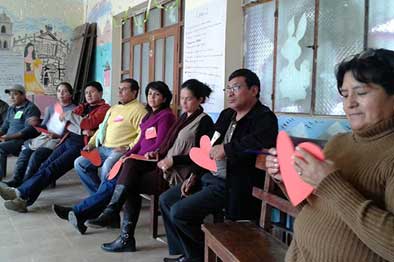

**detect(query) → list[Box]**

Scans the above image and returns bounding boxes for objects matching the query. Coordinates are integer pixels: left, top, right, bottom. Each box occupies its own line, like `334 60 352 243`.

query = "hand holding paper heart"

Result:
81 149 102 167
190 135 217 172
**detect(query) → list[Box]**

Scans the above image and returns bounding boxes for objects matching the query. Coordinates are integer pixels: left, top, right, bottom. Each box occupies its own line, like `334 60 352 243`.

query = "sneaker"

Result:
0 184 18 200
52 204 72 220
68 211 87 234
4 197 27 213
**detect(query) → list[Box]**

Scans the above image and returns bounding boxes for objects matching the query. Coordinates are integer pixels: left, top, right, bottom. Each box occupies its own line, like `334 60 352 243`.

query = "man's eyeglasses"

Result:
223 84 242 93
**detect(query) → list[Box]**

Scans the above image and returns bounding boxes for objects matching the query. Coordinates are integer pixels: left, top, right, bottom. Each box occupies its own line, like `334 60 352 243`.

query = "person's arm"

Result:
315 171 394 261
127 108 148 150
173 115 214 165
80 103 110 131
14 103 41 139
223 112 278 160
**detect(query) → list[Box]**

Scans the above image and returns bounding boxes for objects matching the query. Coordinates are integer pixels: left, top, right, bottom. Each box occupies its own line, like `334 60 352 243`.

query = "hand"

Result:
113 146 129 153
0 135 7 142
82 144 95 151
157 157 173 172
47 132 60 139
209 144 225 160
59 113 66 121
181 174 197 197
82 130 94 136
144 151 158 160
265 148 283 182
293 147 336 189
27 116 41 126
120 155 128 162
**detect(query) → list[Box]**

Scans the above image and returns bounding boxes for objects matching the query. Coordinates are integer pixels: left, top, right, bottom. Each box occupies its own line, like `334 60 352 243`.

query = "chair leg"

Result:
151 195 159 239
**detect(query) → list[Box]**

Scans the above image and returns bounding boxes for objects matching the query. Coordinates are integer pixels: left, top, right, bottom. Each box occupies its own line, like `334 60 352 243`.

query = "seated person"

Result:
3 82 76 187
86 79 214 253
265 49 394 262
0 84 41 180
159 69 278 262
53 81 175 234
73 78 147 195
0 98 9 126
0 81 110 212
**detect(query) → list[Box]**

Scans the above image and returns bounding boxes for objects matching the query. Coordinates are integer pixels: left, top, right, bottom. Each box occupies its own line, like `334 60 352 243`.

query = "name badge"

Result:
14 111 23 119
114 115 124 122
145 126 157 139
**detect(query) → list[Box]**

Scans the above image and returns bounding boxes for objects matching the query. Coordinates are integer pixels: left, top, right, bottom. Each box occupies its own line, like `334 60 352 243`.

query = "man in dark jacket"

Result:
0 85 41 180
0 98 9 127
159 69 278 262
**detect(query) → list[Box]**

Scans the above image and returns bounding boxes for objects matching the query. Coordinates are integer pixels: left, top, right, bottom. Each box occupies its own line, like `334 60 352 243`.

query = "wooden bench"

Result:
202 136 327 262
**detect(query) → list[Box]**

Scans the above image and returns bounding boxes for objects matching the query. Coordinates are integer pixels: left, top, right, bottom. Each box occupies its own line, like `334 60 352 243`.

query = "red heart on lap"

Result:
277 131 325 206
81 149 102 167
107 159 123 180
190 135 217 172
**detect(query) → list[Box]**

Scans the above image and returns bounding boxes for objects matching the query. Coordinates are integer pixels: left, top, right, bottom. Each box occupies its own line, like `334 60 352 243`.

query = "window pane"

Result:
315 0 364 115
122 42 130 70
122 73 130 80
133 14 144 36
141 42 150 103
164 1 178 26
133 44 141 85
275 0 315 113
165 36 175 92
148 8 161 32
244 2 275 109
122 19 131 38
368 1 394 50
155 38 164 81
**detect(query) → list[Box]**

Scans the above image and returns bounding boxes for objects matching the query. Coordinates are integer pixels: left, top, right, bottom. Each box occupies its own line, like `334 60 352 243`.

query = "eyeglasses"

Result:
223 84 242 93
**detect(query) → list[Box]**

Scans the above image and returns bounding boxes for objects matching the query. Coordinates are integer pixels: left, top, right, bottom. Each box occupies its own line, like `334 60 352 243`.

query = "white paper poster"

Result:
0 51 24 103
183 0 227 120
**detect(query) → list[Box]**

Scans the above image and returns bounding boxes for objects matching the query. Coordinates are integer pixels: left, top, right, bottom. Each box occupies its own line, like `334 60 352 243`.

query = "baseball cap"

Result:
5 84 26 95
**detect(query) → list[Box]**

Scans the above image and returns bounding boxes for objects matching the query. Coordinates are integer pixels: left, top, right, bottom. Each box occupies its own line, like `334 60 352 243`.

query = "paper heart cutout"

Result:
35 127 50 134
81 149 102 167
276 131 325 206
190 135 217 172
54 103 63 114
107 159 123 180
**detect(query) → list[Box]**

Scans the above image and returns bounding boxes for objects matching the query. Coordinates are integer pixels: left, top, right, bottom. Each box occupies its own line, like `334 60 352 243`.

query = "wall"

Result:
0 0 84 111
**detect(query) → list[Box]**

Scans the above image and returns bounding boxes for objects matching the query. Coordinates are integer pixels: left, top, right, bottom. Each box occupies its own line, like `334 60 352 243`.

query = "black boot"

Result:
101 194 142 252
52 204 72 220
86 184 127 228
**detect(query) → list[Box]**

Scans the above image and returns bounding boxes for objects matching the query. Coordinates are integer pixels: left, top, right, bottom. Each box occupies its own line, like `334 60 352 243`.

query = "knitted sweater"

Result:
287 118 394 262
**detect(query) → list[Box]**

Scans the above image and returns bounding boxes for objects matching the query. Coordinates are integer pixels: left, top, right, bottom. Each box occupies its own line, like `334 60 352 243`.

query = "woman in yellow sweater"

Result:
266 48 394 262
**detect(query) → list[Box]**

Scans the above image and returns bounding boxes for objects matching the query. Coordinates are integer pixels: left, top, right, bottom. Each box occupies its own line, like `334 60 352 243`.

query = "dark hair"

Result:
336 48 394 96
56 82 73 95
85 81 103 92
145 81 172 112
228 68 260 98
181 79 212 103
121 78 140 96
24 43 36 59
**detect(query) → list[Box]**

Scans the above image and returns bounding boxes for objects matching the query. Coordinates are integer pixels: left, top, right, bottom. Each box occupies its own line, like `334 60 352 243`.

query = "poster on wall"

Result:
183 0 227 121
0 52 23 103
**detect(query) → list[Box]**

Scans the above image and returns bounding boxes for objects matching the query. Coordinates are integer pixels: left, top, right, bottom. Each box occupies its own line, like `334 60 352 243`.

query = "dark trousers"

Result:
159 173 226 261
17 139 84 205
13 147 53 183
0 139 24 179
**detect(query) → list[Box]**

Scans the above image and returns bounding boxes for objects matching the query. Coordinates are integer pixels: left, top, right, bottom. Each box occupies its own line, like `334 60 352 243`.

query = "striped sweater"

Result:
286 118 394 262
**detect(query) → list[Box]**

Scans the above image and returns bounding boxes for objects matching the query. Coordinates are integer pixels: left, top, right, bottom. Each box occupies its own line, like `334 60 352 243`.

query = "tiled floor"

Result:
0 158 169 262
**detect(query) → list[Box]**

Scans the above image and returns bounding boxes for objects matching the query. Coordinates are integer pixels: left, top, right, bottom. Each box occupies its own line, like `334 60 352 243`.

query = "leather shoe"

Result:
4 197 27 213
52 204 72 220
101 235 136 252
68 211 87 234
163 255 184 262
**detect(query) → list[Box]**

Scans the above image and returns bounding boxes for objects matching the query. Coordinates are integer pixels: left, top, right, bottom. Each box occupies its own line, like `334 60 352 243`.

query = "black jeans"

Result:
159 173 226 261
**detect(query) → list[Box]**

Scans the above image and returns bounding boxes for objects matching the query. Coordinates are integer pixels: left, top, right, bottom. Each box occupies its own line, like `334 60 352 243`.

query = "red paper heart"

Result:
276 131 324 206
107 159 123 180
54 103 63 114
190 135 217 172
80 149 102 167
35 127 50 134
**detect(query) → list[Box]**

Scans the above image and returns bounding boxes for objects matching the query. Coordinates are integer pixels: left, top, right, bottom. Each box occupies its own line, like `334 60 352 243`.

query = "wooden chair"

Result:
140 194 160 239
202 136 327 261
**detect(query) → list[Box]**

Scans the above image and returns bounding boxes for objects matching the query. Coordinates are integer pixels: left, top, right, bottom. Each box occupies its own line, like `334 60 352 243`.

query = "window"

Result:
1 25 5 33
243 0 394 116
3 41 7 49
121 0 183 112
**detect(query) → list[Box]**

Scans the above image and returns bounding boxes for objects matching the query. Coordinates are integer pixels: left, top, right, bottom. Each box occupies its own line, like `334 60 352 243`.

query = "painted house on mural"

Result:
0 11 13 50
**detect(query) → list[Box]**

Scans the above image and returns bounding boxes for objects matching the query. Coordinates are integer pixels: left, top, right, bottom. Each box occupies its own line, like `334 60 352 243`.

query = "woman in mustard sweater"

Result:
266 49 394 262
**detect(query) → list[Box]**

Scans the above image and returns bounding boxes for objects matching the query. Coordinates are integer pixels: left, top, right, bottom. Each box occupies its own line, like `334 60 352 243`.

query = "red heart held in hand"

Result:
81 148 102 167
190 135 217 172
276 131 325 206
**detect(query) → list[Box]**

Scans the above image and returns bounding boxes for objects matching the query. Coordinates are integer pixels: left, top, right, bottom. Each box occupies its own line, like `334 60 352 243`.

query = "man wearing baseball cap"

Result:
0 84 41 180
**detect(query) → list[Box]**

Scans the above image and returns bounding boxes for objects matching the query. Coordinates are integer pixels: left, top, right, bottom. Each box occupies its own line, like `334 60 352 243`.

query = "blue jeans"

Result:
73 177 117 221
12 146 53 183
0 139 24 179
18 138 84 205
159 173 226 260
74 146 123 195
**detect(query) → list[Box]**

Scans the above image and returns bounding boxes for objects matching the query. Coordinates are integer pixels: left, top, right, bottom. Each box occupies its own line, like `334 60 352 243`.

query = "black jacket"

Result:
212 101 278 220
